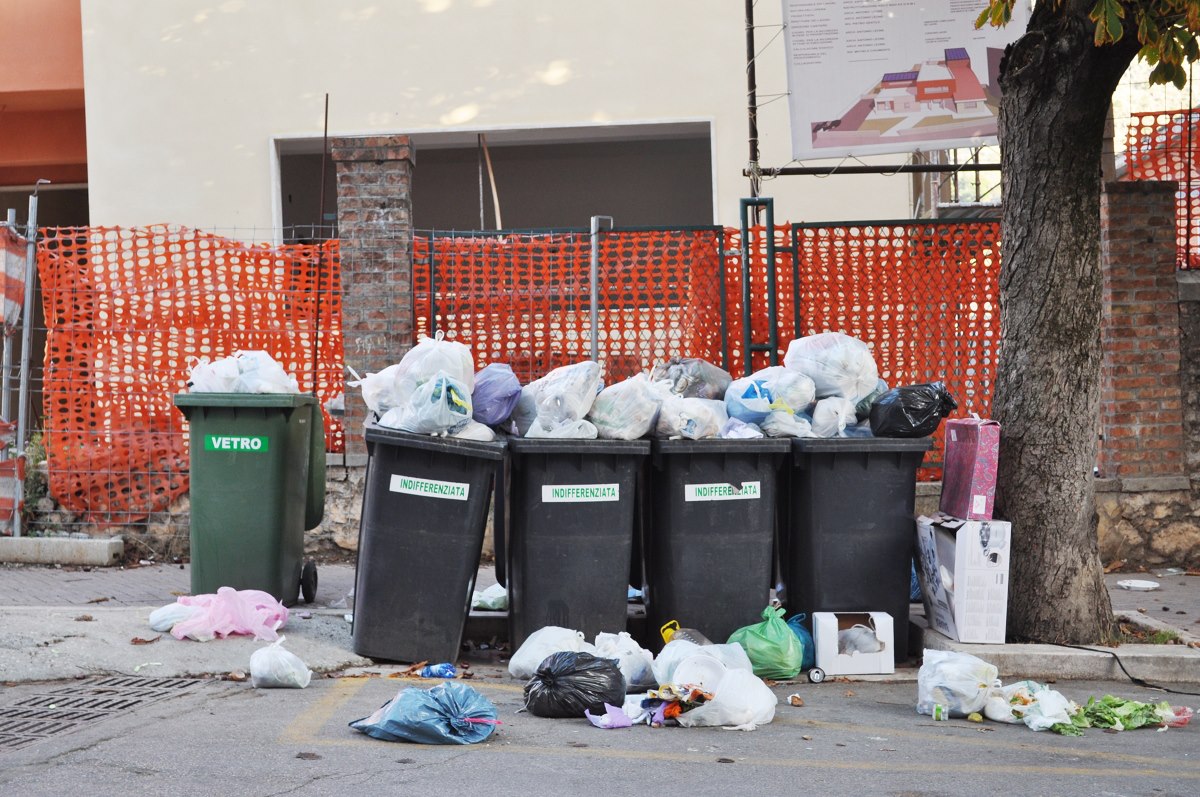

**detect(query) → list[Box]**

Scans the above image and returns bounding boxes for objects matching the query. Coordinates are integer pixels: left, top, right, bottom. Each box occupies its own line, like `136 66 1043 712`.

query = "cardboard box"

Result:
915 513 1010 644
812 612 894 676
939 417 1001 520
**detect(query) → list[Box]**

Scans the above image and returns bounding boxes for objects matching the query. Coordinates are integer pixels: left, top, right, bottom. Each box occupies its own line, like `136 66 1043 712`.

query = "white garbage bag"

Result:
250 636 313 689
587 374 663 440
653 396 727 439
675 669 778 730
752 366 816 414
915 649 1000 718
783 332 879 402
810 396 857 437
394 333 476 397
759 411 815 438
594 632 656 691
508 626 596 680
377 371 472 435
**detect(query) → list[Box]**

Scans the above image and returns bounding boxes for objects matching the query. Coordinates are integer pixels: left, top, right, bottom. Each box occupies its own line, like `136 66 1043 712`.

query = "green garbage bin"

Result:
174 393 326 606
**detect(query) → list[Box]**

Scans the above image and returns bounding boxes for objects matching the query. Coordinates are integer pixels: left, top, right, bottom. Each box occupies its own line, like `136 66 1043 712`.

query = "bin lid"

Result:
651 438 791 455
508 438 650 456
173 392 318 409
791 437 934 455
365 423 507 460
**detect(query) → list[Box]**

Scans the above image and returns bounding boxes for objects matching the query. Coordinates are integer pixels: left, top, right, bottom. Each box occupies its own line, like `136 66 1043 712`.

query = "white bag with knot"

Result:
232 351 300 394
187 356 241 392
675 668 778 730
784 332 879 402
250 636 312 689
594 632 656 691
350 363 405 414
508 626 596 680
810 396 857 437
916 649 1000 718
394 333 476 397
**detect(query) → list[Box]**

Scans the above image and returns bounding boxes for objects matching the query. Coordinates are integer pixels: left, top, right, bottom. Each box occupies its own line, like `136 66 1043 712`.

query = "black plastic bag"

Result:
868 382 958 438
523 652 626 719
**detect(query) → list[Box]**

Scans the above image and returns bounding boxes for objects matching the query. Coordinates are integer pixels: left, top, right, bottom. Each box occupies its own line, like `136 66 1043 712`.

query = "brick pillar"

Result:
330 135 415 454
1098 181 1187 487
1180 271 1200 482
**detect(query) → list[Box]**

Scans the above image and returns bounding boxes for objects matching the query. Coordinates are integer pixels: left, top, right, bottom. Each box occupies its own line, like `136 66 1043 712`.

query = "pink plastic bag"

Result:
171 587 289 642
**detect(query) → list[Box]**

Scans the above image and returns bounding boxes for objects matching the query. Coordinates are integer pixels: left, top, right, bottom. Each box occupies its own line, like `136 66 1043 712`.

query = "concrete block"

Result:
0 536 124 567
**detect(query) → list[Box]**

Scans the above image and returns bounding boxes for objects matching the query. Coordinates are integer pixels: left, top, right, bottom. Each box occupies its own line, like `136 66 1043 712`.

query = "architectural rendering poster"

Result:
781 0 1030 160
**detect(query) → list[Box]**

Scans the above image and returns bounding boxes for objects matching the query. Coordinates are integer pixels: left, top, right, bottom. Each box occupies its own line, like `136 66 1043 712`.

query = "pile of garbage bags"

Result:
353 330 957 441
502 607 825 731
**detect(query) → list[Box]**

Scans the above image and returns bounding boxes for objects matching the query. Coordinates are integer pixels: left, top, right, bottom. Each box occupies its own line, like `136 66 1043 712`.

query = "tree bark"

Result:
993 3 1139 643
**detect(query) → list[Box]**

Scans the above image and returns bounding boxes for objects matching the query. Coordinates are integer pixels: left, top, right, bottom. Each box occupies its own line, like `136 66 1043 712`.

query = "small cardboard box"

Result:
939 417 1001 520
915 513 1011 644
812 612 894 676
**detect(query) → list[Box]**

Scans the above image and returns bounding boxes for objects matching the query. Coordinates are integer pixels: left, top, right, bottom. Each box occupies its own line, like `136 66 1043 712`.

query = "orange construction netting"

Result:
35 219 1001 524
38 226 343 525
720 221 1002 478
412 228 726 383
1124 109 1200 269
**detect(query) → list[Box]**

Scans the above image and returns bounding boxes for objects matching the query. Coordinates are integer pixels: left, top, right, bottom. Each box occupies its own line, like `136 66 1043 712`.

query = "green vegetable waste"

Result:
1049 695 1177 736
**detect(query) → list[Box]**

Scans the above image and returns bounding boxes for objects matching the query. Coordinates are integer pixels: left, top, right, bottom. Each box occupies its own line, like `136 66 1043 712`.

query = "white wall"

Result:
80 0 911 231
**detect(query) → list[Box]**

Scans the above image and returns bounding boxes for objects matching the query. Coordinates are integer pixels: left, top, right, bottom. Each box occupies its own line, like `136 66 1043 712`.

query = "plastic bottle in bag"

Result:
660 620 713 646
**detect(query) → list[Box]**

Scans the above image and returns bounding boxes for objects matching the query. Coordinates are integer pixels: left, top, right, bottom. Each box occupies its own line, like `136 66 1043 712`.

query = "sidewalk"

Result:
0 559 1197 684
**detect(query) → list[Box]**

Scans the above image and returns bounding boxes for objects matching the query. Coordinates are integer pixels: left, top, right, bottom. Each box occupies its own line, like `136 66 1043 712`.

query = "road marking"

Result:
781 717 1200 770
279 677 369 745
279 677 1200 780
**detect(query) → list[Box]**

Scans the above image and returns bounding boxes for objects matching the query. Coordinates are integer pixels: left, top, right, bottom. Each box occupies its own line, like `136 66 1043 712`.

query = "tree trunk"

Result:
993 5 1139 644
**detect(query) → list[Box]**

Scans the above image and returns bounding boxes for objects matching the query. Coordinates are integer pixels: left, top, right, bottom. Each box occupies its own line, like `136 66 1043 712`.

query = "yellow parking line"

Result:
280 677 370 745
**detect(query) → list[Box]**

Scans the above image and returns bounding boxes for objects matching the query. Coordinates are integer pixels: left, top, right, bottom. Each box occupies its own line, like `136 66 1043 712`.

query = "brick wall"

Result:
330 135 416 454
1098 181 1186 484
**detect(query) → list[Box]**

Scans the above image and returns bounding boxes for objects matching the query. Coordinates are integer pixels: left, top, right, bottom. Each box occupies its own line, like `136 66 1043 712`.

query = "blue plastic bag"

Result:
786 613 816 672
472 363 522 426
349 681 499 745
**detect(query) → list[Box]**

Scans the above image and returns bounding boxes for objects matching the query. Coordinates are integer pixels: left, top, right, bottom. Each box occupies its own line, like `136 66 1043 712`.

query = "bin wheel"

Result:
301 561 318 604
808 667 826 684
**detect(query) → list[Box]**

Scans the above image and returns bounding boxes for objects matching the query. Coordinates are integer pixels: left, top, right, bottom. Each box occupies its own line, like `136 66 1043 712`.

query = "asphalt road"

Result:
1 669 1196 797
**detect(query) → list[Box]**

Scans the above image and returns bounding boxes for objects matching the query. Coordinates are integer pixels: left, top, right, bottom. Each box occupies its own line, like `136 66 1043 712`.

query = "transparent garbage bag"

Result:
751 366 816 414
783 332 879 402
377 371 472 435
250 636 312 689
649 357 732 400
587 374 664 440
915 649 1001 718
653 396 727 439
810 396 857 437
724 377 774 425
675 669 778 730
593 631 656 691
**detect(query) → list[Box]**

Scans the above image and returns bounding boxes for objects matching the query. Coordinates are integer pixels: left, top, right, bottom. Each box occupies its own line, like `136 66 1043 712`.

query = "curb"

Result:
918 620 1200 685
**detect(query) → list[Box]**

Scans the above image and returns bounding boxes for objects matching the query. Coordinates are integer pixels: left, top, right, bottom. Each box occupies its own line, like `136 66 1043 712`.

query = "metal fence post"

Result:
14 182 46 537
589 215 613 362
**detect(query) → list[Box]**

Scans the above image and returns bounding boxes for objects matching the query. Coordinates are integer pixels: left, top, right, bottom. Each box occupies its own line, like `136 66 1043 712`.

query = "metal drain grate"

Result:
0 676 208 752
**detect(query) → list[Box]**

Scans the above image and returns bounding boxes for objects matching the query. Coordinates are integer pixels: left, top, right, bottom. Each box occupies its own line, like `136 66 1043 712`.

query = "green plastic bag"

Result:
727 606 804 680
